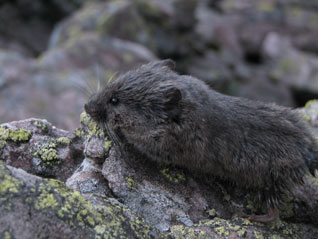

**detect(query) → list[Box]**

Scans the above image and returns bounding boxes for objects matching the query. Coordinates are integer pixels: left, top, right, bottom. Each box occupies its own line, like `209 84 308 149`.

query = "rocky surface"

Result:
1 101 318 238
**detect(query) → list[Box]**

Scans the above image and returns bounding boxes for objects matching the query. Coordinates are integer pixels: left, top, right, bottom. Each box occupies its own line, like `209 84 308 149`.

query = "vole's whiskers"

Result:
94 64 101 93
68 71 93 98
104 122 123 156
106 71 119 84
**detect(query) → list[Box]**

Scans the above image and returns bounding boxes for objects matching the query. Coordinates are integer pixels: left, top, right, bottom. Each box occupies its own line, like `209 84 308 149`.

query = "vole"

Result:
84 59 318 222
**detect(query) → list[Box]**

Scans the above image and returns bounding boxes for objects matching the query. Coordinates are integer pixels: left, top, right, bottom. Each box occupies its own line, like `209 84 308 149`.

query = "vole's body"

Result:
85 60 318 221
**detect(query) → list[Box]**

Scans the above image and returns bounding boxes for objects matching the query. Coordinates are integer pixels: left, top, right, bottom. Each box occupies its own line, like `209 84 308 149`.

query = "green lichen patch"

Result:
300 100 318 122
1 227 13 239
53 178 163 238
33 121 48 131
160 167 186 184
0 140 6 151
74 128 85 138
125 176 136 190
170 225 210 239
105 138 112 152
0 127 32 143
80 112 113 152
304 99 318 110
196 215 304 239
33 140 60 166
207 208 217 218
0 161 23 205
80 112 103 137
306 174 318 186
57 137 71 145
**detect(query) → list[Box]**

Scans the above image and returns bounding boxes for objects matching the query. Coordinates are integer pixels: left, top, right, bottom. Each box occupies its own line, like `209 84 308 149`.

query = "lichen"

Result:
57 137 71 145
307 174 318 186
80 112 113 152
170 225 210 239
33 141 60 166
254 230 265 239
207 208 217 218
304 99 318 109
80 112 105 138
0 161 23 206
74 128 85 137
33 120 48 131
0 140 5 151
2 228 12 239
105 138 112 152
160 167 186 183
0 127 32 143
0 163 23 195
126 176 136 190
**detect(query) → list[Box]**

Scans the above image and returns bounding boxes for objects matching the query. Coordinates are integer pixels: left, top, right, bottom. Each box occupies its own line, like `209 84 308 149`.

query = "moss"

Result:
0 127 32 143
33 141 60 166
57 137 71 145
170 225 210 239
160 167 186 183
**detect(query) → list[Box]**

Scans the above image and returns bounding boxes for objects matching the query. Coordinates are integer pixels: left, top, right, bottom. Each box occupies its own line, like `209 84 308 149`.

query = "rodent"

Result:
84 59 318 222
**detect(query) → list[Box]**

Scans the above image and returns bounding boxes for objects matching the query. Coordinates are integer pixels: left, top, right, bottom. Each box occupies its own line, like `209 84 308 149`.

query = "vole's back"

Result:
173 75 317 205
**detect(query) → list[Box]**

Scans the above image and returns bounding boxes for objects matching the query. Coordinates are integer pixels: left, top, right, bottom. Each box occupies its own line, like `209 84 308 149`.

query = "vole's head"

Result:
84 59 183 144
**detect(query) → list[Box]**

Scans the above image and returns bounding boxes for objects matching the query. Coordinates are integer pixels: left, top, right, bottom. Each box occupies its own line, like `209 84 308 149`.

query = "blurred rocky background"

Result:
0 0 317 130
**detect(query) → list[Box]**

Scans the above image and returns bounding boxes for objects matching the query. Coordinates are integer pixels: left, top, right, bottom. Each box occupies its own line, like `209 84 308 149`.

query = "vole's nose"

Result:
84 103 89 114
84 102 95 117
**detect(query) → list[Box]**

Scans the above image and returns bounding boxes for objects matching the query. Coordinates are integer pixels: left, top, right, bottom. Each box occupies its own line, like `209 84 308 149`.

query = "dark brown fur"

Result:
85 60 318 209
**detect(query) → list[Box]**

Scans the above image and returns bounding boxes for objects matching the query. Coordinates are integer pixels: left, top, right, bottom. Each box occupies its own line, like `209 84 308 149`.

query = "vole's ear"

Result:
150 59 176 71
164 87 182 120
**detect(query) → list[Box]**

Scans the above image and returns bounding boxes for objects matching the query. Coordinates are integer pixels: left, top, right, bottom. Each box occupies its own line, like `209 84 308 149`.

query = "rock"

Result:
0 34 156 130
49 0 201 59
0 161 167 239
263 32 318 103
0 0 86 56
0 118 83 181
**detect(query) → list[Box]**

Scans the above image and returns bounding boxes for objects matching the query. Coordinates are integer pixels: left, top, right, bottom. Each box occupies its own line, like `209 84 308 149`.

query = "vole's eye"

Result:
110 97 119 105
